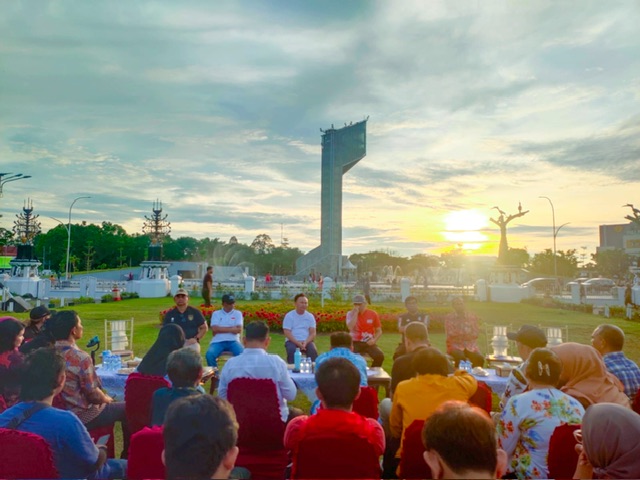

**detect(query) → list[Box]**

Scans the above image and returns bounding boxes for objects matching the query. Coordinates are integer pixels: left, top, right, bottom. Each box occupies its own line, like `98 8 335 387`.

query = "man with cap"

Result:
346 294 384 367
499 325 547 409
205 294 244 368
23 305 52 343
283 293 318 364
163 288 208 353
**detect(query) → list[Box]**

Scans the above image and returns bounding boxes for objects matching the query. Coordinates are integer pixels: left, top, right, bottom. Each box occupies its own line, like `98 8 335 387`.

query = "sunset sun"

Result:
443 210 489 250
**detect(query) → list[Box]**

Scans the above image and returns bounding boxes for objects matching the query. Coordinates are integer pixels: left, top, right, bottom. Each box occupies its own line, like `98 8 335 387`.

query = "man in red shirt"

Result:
284 358 384 474
346 294 384 367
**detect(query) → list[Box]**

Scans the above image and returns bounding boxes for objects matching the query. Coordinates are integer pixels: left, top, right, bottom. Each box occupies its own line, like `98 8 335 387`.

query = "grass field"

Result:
10 297 639 453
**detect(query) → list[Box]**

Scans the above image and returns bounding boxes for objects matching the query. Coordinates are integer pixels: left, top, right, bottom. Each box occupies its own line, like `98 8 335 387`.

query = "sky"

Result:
1 1 639 262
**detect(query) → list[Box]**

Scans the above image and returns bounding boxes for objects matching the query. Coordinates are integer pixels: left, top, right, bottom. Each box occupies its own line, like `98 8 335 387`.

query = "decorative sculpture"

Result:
490 203 529 265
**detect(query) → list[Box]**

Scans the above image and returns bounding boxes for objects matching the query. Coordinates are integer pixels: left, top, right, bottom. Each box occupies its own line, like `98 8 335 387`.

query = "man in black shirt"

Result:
393 296 429 359
163 288 208 353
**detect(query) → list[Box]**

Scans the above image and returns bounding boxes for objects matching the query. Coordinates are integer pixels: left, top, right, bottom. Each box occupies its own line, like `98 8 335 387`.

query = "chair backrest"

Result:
0 427 58 478
632 387 640 414
352 386 379 419
227 377 285 451
399 419 432 480
547 423 580 479
125 372 170 435
469 381 493 414
292 432 381 479
127 425 165 480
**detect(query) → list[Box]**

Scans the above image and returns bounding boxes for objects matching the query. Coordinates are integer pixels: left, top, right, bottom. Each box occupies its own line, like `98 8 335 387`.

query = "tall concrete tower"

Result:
296 119 367 279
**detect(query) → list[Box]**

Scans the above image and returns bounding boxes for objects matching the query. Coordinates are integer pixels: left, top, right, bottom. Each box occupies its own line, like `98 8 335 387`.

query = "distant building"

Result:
598 223 640 256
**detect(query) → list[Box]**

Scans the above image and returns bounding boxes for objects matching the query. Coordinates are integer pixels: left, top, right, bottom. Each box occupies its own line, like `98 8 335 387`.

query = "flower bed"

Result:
159 301 450 333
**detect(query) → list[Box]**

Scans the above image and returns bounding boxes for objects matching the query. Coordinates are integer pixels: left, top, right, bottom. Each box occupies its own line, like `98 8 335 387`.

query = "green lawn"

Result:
11 297 640 454
12 297 640 367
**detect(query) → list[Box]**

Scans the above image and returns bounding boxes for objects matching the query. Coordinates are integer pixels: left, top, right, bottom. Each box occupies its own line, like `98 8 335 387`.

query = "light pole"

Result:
0 173 32 197
65 196 91 280
539 196 570 278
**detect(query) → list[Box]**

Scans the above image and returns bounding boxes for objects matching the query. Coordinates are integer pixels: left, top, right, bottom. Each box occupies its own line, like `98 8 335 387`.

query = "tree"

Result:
250 234 275 255
592 248 631 279
530 248 578 277
503 247 530 268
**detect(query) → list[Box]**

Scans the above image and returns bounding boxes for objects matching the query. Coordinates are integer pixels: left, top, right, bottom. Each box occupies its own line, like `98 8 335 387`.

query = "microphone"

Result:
86 336 100 348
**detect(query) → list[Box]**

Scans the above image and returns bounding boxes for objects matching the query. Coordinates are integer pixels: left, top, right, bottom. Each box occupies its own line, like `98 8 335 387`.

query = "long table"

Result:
96 366 128 400
290 367 391 403
290 367 508 403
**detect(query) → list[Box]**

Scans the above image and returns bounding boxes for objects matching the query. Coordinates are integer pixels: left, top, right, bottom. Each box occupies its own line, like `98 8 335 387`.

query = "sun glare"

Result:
443 210 489 247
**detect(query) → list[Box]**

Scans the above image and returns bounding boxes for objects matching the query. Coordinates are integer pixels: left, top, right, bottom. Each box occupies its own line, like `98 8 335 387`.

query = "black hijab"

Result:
137 324 186 377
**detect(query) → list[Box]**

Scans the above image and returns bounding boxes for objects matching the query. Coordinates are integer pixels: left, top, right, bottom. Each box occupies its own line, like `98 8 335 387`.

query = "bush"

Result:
74 296 96 305
101 294 114 303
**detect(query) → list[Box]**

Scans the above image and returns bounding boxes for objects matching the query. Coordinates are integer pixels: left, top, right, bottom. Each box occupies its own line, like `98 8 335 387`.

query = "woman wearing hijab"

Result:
497 348 585 479
0 317 26 411
551 342 629 409
574 403 640 479
137 324 185 377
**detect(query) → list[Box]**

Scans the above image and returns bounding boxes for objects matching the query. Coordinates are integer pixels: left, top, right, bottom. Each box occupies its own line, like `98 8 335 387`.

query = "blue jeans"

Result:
205 340 244 367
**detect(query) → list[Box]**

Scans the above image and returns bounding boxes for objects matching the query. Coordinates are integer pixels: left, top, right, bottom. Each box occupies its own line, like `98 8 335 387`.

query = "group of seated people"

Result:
1 290 640 480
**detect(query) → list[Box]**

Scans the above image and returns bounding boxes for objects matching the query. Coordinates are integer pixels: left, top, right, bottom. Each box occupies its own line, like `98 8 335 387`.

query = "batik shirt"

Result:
55 340 105 424
603 351 640 400
497 388 584 479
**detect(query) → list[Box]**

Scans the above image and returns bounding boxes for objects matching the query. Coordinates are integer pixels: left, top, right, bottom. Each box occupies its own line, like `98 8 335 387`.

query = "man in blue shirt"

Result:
591 324 640 400
315 332 368 386
151 347 203 426
0 348 126 479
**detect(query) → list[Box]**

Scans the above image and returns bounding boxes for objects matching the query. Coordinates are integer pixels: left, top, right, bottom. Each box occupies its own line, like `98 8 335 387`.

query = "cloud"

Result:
1 1 639 260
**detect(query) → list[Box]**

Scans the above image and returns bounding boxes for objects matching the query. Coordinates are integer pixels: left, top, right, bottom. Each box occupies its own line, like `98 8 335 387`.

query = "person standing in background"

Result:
202 266 213 307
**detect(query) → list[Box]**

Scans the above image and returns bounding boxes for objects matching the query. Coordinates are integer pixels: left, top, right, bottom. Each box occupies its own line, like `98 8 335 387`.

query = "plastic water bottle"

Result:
465 360 472 373
294 348 302 372
102 350 111 370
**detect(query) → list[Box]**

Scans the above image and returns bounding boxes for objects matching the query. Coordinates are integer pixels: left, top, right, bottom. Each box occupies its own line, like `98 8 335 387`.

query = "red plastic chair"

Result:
125 372 170 435
0 427 59 479
128 425 165 480
398 419 432 480
227 377 288 480
469 381 493 414
632 387 640 414
353 386 379 419
547 423 580 479
292 432 382 479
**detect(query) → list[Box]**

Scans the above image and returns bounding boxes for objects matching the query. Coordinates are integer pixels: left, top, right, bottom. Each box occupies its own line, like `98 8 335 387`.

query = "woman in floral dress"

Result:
497 348 584 479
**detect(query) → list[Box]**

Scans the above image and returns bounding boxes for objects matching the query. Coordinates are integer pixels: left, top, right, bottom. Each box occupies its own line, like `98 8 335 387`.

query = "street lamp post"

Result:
65 196 91 280
0 173 32 197
539 196 570 278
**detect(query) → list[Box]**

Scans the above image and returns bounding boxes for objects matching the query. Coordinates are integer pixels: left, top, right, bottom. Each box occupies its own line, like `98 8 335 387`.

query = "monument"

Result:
4 200 46 298
484 203 530 302
134 200 171 297
296 119 368 279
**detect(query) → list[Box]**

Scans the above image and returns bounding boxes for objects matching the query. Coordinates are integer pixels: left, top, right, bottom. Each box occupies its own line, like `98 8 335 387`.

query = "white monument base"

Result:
489 284 529 303
4 277 48 298
132 279 170 298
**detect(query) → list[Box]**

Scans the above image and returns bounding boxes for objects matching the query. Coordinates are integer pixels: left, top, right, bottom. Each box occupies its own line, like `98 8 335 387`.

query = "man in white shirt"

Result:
283 293 318 364
218 321 298 423
205 294 244 368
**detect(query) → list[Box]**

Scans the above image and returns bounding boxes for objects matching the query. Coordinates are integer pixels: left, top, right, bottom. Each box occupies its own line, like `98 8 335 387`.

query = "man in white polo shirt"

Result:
283 293 318 364
205 294 244 368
